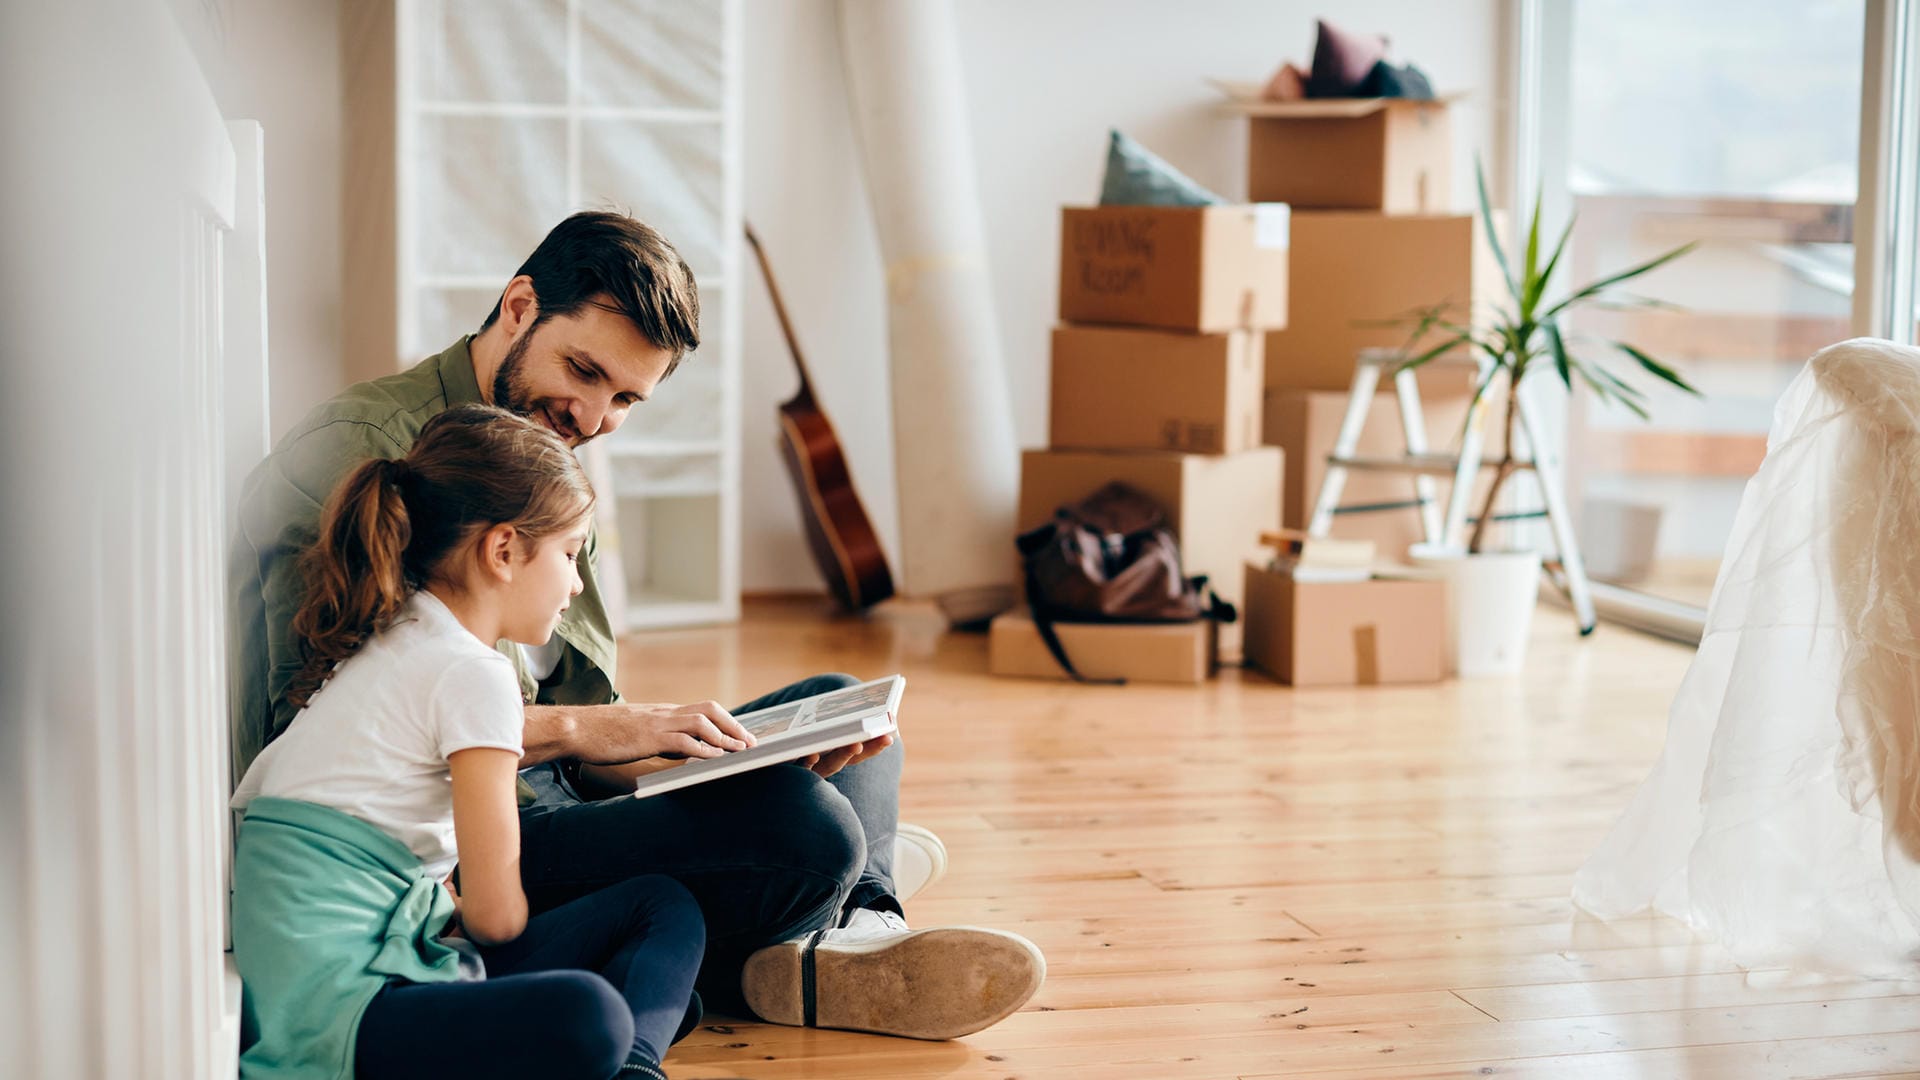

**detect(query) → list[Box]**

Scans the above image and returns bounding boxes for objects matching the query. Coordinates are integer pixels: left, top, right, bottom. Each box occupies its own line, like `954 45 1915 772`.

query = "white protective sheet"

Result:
1574 338 1920 980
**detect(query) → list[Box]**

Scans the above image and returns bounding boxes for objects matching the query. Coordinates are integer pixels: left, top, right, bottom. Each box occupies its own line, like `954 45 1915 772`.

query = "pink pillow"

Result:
1306 19 1388 98
1261 62 1308 102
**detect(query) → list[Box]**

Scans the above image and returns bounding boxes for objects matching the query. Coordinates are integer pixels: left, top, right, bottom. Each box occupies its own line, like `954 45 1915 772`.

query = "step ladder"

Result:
1304 347 1597 634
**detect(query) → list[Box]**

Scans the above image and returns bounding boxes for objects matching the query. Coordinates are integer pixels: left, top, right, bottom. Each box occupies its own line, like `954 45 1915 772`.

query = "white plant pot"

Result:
1409 544 1543 677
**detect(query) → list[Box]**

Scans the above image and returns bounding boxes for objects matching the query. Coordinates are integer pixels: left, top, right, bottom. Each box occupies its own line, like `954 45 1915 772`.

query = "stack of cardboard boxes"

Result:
1236 96 1484 685
1248 96 1500 559
988 203 1288 684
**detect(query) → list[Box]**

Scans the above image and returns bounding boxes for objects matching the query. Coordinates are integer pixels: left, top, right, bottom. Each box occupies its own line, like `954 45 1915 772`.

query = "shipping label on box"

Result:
1050 325 1264 455
1058 205 1288 333
1241 561 1446 686
988 611 1217 684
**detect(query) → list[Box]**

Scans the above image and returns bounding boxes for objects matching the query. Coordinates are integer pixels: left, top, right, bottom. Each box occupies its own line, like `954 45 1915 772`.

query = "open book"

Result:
631 674 904 799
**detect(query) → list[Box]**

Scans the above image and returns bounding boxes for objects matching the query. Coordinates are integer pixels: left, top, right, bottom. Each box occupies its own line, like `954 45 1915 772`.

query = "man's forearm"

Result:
521 704 582 766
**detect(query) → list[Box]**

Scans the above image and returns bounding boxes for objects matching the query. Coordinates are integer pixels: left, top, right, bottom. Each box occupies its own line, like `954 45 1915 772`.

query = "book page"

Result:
799 678 897 727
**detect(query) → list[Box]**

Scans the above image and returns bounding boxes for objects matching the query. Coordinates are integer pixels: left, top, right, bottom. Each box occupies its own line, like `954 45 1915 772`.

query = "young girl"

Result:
232 404 734 1080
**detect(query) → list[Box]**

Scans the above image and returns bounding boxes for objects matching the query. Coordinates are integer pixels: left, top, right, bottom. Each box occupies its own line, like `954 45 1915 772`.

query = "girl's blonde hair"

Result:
286 404 594 709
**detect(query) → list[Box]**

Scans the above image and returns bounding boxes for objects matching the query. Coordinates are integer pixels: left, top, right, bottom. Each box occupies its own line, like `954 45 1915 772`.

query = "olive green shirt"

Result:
227 336 620 780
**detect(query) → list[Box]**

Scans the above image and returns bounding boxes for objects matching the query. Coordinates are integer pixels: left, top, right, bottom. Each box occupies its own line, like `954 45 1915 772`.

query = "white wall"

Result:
190 0 1504 596
200 0 346 441
741 0 1505 592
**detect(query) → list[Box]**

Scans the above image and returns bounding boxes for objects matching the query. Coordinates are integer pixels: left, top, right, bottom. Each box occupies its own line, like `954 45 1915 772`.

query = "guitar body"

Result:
748 224 895 612
775 387 895 611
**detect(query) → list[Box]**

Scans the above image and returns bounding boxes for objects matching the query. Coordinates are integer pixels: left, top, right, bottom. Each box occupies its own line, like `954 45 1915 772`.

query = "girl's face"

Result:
501 516 590 646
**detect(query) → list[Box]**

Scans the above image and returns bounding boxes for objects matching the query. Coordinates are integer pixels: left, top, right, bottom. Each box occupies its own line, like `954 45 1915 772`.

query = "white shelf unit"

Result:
392 0 742 630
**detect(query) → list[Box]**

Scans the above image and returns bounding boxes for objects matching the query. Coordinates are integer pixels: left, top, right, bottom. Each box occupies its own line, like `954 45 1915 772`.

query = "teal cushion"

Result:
1098 129 1224 207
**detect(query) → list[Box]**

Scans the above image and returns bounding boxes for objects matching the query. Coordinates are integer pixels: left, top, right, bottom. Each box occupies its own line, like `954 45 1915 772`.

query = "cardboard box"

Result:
1058 204 1289 333
1262 386 1501 564
1241 562 1447 686
1049 325 1264 455
988 611 1217 684
1263 212 1502 393
1243 97 1453 213
1018 446 1282 657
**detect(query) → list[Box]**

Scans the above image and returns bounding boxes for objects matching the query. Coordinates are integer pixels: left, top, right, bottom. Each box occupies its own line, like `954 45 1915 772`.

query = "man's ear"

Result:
478 522 520 584
498 275 540 336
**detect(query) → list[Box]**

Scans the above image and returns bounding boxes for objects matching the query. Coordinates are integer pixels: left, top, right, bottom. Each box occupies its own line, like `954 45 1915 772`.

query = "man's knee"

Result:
799 672 861 695
751 765 866 887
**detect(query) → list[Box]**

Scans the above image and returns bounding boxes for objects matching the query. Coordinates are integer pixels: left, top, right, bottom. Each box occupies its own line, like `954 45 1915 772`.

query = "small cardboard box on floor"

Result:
1263 383 1503 565
1058 204 1289 333
988 612 1217 684
1263 211 1503 393
1241 562 1447 687
1017 446 1282 658
1236 97 1456 214
1049 325 1264 455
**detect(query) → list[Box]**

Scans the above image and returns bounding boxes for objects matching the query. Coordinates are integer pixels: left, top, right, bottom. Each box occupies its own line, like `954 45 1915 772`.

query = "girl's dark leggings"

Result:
353 874 705 1079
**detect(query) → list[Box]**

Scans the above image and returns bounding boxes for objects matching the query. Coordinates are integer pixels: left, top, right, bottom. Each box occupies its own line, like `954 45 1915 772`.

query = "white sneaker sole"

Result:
742 925 1045 1040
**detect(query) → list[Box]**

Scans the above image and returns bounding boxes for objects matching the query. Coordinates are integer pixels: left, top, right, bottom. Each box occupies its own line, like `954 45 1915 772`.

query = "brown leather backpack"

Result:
1016 482 1235 683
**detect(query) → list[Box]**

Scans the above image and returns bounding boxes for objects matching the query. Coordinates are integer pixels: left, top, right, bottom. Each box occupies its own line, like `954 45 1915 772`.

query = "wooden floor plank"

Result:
630 598 1920 1078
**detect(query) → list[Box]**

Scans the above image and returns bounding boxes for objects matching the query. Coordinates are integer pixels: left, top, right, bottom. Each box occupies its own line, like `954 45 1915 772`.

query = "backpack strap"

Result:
1023 558 1125 686
1188 574 1238 624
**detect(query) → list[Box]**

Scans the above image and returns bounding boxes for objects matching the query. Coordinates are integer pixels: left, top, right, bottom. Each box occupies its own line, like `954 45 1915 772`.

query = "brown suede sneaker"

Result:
741 910 1046 1040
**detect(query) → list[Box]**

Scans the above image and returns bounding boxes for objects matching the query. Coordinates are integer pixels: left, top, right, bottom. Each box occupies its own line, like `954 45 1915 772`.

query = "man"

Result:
230 211 1044 1040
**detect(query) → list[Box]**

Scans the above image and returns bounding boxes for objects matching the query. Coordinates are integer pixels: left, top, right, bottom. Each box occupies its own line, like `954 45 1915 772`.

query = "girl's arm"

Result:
447 747 528 946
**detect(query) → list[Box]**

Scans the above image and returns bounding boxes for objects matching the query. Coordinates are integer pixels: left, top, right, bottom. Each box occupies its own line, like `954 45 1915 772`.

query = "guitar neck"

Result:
744 223 817 394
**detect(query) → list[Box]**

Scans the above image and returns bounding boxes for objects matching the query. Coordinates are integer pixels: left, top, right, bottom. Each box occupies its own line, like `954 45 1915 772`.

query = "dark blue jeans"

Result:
517 673 903 1016
353 874 703 1078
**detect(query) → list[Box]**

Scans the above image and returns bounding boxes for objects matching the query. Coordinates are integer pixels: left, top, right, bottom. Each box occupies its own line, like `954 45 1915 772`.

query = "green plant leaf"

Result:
1530 215 1578 313
1573 361 1650 419
1546 319 1572 390
1589 293 1683 313
1595 366 1653 413
1394 330 1475 374
1543 242 1698 322
1360 300 1469 331
1614 341 1700 395
1475 161 1521 305
1522 182 1544 301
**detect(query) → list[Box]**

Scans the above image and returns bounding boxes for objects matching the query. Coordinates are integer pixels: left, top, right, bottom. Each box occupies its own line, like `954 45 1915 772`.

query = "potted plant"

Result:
1396 163 1698 675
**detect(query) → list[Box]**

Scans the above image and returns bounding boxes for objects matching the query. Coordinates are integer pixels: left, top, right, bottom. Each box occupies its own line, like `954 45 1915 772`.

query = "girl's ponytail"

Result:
282 404 593 712
285 457 415 709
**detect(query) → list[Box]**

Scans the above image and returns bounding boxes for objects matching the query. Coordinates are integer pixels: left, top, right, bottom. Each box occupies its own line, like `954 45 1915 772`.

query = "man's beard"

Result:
492 326 586 445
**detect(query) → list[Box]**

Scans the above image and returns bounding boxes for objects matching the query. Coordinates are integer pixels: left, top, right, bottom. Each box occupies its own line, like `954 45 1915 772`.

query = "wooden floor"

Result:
623 598 1920 1079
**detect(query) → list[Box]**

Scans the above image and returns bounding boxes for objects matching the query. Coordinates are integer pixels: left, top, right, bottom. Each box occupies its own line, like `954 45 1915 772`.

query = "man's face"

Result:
492 300 676 447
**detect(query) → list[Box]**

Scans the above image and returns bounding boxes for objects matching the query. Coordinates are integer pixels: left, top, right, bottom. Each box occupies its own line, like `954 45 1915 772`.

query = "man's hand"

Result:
560 700 756 766
796 732 895 779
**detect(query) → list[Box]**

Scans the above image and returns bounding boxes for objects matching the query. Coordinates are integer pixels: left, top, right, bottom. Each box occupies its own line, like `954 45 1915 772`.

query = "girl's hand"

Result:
441 873 466 940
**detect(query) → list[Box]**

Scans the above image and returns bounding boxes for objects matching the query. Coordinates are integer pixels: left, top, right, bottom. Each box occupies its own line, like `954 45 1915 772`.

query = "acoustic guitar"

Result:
744 224 896 612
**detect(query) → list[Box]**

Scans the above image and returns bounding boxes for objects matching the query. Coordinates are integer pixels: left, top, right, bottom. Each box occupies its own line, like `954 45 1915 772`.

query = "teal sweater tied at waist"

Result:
232 796 466 1080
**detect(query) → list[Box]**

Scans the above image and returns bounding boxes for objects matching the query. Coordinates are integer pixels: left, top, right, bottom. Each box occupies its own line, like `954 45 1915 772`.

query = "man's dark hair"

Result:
482 210 702 372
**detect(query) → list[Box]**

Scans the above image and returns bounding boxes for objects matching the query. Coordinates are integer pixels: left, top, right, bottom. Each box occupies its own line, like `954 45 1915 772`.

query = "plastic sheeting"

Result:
1574 338 1920 980
837 0 1020 623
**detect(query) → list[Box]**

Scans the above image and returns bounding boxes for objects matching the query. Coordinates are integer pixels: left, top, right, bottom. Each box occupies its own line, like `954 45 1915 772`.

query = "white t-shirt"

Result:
232 590 525 879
